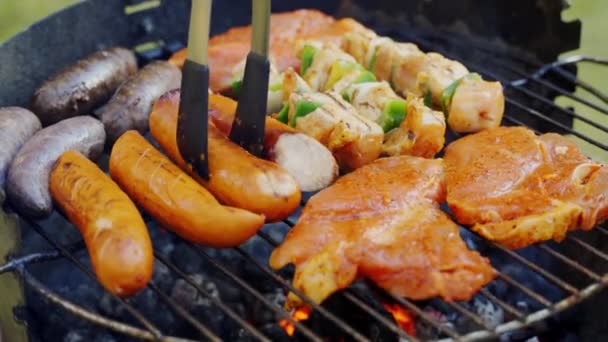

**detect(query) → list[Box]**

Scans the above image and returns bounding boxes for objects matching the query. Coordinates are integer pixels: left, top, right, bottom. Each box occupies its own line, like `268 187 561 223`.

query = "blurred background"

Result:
0 0 605 160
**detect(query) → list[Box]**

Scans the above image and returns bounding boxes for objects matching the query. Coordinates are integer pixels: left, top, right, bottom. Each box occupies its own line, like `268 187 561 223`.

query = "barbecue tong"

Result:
177 0 212 179
177 0 271 180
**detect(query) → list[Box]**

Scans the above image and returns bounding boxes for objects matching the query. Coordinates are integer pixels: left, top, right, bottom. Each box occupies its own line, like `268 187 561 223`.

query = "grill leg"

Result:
0 208 27 342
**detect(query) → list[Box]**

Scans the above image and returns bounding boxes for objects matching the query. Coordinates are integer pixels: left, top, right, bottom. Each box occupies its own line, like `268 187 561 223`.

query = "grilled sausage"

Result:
0 107 41 200
97 61 181 143
109 131 264 247
6 116 105 217
50 151 153 296
208 94 338 192
31 47 137 126
149 90 301 222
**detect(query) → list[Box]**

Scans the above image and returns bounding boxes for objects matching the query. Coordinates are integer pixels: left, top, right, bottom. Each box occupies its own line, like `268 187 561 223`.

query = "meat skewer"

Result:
292 41 446 158
341 30 505 133
270 156 496 309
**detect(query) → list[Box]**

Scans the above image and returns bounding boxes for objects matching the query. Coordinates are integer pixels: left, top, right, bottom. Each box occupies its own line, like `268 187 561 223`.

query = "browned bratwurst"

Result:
50 151 153 296
97 61 181 143
31 47 137 126
0 107 41 199
6 116 105 217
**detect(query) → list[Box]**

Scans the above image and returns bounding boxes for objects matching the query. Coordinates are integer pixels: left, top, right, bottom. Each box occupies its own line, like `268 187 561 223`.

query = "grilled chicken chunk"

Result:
382 97 446 158
270 156 496 309
285 91 383 171
445 126 608 249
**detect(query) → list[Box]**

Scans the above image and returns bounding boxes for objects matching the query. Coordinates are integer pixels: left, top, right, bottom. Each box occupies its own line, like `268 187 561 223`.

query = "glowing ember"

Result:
278 306 312 336
383 303 416 336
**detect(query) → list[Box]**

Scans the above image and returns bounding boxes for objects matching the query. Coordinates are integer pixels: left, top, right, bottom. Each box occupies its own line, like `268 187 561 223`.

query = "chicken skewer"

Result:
294 41 446 158
342 30 505 133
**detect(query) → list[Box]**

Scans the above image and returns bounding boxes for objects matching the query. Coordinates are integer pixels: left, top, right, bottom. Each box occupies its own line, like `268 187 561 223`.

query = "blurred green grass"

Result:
0 0 77 42
0 0 605 159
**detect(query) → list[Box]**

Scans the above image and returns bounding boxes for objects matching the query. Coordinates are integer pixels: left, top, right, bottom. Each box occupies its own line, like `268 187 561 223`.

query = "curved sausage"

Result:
50 150 153 296
149 90 301 222
31 47 137 126
109 131 264 247
0 107 41 197
6 116 105 217
97 61 181 143
208 94 338 192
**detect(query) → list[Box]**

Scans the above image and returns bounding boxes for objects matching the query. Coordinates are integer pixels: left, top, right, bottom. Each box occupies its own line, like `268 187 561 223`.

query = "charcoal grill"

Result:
1 0 607 341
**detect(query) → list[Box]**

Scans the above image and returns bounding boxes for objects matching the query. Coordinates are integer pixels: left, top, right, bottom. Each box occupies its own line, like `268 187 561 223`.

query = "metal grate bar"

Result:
153 251 272 342
0 240 84 274
502 115 540 132
514 75 608 116
187 245 324 342
478 288 524 320
25 220 165 339
256 230 415 339
492 244 578 294
566 236 608 262
506 97 608 150
507 85 608 133
232 246 370 342
536 245 602 281
597 226 608 236
146 282 222 342
495 273 552 307
443 301 495 332
18 268 194 342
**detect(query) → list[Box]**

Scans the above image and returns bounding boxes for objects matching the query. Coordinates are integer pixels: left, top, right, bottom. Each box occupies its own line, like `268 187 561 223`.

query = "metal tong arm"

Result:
177 0 212 179
229 0 271 157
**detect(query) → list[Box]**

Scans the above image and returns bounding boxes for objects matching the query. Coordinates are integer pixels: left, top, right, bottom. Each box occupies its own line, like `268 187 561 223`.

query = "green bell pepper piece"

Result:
300 45 317 76
353 71 377 84
440 73 482 112
276 103 290 124
290 100 322 127
231 79 243 96
423 89 433 108
377 99 407 132
325 59 363 90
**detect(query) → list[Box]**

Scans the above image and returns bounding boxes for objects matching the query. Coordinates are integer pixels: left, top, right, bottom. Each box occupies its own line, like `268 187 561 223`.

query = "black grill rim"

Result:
1 1 607 341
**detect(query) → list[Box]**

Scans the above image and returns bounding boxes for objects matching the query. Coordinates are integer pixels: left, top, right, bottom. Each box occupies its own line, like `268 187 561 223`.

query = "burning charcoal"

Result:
415 306 454 341
98 293 126 318
170 245 204 274
129 288 180 335
472 296 504 328
147 223 176 256
252 290 287 324
260 323 291 341
213 277 243 303
170 274 221 311
151 261 174 293
63 329 92 342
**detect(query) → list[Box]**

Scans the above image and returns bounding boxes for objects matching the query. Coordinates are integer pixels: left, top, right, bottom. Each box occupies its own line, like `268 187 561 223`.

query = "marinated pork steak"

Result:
444 126 608 249
270 156 496 310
